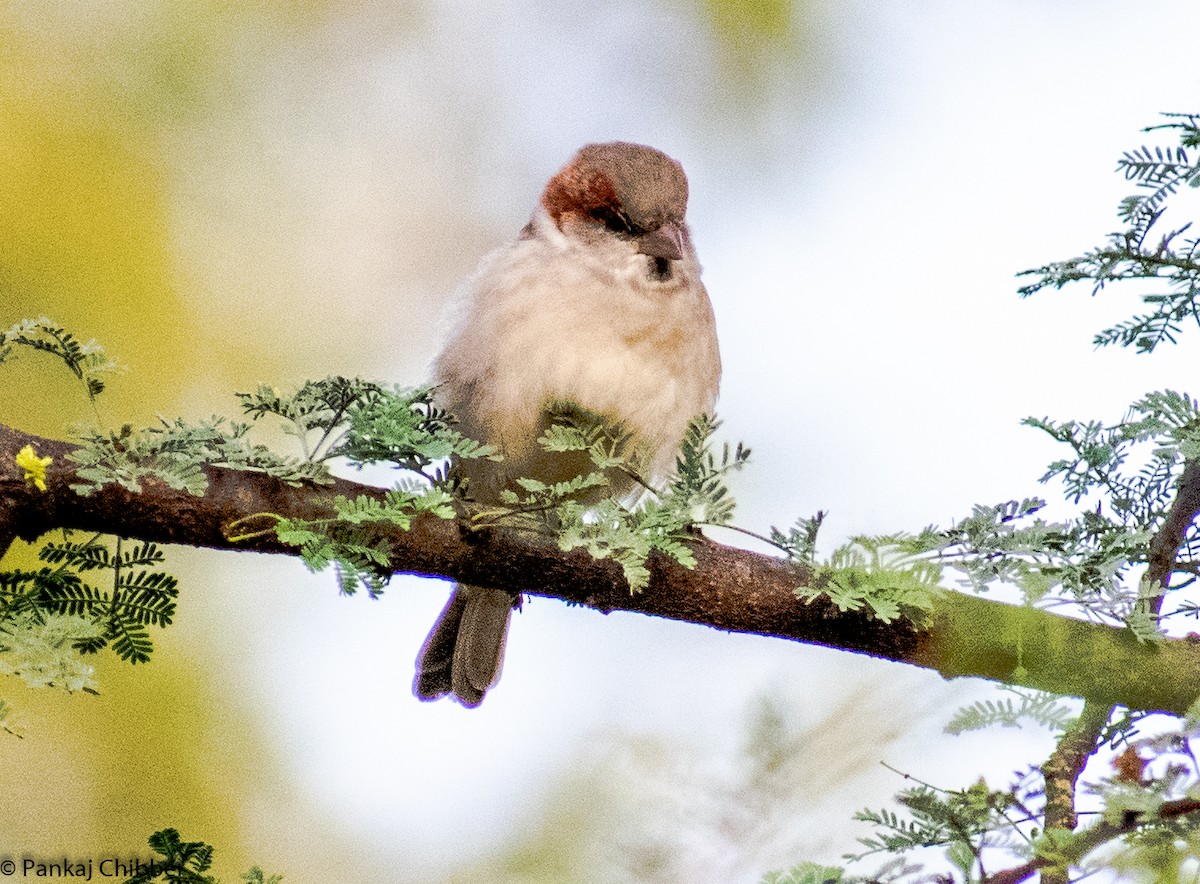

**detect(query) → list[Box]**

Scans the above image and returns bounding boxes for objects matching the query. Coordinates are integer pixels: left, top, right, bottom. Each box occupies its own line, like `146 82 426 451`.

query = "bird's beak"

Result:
636 222 684 262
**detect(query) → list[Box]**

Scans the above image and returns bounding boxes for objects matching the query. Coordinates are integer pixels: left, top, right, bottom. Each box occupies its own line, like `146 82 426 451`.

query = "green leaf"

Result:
107 618 154 664
946 838 975 874
126 828 217 884
0 316 121 404
760 863 844 884
799 536 941 623
946 689 1077 735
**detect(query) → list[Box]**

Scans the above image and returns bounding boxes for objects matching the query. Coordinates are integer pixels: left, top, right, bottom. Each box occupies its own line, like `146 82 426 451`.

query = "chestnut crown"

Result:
540 142 689 240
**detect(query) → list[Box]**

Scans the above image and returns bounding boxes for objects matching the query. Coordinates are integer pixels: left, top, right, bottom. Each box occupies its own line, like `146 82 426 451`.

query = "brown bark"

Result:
1037 701 1113 884
1146 459 1200 612
5 423 1200 716
982 797 1200 883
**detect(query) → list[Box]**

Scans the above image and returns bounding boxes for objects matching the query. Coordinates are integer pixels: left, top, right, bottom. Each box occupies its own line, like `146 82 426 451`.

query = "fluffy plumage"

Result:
414 142 721 707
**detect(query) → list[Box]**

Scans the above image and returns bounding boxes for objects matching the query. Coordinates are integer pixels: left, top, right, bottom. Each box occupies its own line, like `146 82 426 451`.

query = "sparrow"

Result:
413 141 721 707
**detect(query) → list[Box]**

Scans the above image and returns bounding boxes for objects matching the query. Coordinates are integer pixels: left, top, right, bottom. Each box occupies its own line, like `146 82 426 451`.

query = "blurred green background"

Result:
6 1 1200 882
0 2 822 880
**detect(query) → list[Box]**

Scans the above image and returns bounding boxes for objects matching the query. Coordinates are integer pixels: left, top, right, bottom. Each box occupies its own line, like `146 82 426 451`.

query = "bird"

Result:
413 141 721 707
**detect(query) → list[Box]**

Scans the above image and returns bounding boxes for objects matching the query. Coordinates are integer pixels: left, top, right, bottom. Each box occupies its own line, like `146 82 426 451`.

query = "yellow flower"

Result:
15 444 52 492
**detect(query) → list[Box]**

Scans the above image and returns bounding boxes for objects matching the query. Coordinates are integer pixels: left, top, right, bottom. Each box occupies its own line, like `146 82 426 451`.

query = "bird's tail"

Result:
413 584 516 707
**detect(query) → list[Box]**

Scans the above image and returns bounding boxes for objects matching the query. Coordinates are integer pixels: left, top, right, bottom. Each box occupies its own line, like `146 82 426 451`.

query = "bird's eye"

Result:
592 207 637 236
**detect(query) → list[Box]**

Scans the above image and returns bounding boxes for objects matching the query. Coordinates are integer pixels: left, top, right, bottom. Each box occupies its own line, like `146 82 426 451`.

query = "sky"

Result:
8 0 1200 881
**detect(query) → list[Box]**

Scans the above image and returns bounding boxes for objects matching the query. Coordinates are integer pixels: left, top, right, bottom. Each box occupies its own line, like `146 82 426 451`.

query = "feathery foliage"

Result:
760 864 845 884
510 410 748 591
1019 112 1200 352
0 316 122 405
122 827 282 884
124 828 216 884
769 113 1200 883
238 378 497 471
69 417 332 497
268 485 457 597
945 688 1077 735
846 777 1031 883
768 512 826 565
2 535 177 666
797 535 942 623
235 381 504 592
228 389 748 594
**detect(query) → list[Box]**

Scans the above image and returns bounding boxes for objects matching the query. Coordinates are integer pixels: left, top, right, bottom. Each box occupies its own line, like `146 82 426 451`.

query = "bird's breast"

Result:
435 235 720 482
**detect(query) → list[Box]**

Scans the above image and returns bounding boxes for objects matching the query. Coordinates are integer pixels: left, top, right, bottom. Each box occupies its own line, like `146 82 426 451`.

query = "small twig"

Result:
223 513 286 543
982 794 1200 883
618 464 658 495
1037 701 1113 884
308 401 353 462
700 521 795 556
1044 701 1112 830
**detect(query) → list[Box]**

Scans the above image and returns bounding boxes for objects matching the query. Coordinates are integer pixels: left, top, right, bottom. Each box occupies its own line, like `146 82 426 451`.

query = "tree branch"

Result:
1037 700 1113 884
5 423 1200 715
1146 458 1200 613
1043 702 1112 834
989 459 1200 884
982 796 1200 884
